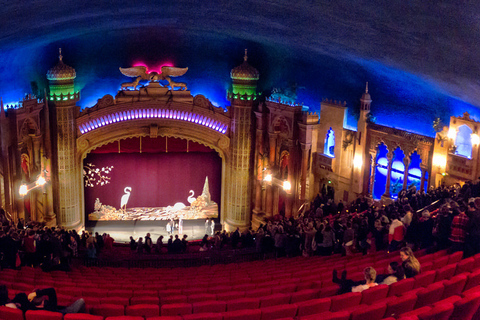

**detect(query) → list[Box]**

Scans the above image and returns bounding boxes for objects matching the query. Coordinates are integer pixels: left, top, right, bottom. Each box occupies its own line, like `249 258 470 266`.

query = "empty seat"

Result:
413 271 436 289
192 300 226 314
271 284 297 294
25 310 64 320
104 317 143 320
0 305 24 320
161 295 188 304
318 285 340 298
435 264 457 282
126 304 160 317
384 293 417 318
130 296 160 305
464 268 480 291
448 251 464 264
226 297 260 311
83 288 105 298
455 257 475 275
250 288 273 297
187 293 216 303
450 292 480 320
398 306 432 318
442 274 468 299
160 303 192 316
295 297 331 318
417 302 454 320
387 278 415 297
299 310 350 320
91 304 125 318
360 284 389 305
100 297 130 306
415 282 445 309
223 308 262 320
216 291 245 301
108 290 133 298
260 304 298 320
350 302 387 320
289 289 319 304
259 293 291 308
64 314 104 320
182 312 223 320
330 292 361 312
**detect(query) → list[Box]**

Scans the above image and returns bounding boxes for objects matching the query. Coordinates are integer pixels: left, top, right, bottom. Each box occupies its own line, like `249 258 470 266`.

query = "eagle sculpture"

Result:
119 66 188 90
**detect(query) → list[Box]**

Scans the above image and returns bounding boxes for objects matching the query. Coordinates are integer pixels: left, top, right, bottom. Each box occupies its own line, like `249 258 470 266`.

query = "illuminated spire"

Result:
244 49 248 62
365 82 369 93
59 48 63 62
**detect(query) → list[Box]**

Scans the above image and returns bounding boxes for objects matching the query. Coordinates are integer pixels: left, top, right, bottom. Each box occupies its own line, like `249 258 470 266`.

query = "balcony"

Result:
447 153 474 180
314 153 334 172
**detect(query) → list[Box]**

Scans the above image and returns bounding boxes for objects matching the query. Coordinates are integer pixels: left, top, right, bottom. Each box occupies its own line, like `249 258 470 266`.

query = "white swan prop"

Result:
120 187 132 211
187 190 196 205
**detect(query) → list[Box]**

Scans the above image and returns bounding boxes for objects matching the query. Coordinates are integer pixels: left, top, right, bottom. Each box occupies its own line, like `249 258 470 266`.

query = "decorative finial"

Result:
59 48 63 62
365 82 369 93
244 49 248 62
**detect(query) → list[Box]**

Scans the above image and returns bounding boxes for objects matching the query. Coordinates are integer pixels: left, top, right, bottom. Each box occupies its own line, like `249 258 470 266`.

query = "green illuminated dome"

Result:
230 50 259 81
47 49 76 81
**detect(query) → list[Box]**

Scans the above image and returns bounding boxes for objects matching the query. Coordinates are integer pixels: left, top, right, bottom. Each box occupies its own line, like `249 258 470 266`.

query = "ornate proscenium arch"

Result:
75 89 232 227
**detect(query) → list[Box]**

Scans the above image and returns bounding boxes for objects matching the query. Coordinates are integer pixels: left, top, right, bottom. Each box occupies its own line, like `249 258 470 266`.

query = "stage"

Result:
85 219 219 244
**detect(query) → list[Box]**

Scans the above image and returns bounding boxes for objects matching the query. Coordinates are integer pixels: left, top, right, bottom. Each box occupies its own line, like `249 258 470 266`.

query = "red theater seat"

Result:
92 304 125 317
259 293 291 308
299 310 350 320
450 292 480 320
160 303 192 316
455 257 474 275
101 297 130 306
295 297 331 317
64 314 104 320
226 297 260 311
0 306 24 320
350 302 387 320
130 296 160 305
182 313 223 320
187 293 216 303
387 278 415 296
271 284 297 294
25 310 64 320
83 288 106 298
360 284 389 305
161 295 188 304
192 300 226 313
104 317 143 320
464 268 480 291
289 289 319 304
413 271 436 289
417 302 454 320
146 317 182 320
441 274 468 299
415 282 445 309
223 309 262 320
126 304 159 317
435 264 457 282
216 291 245 301
260 304 298 320
448 251 464 264
384 294 417 318
330 292 361 312
108 290 133 298
399 306 432 318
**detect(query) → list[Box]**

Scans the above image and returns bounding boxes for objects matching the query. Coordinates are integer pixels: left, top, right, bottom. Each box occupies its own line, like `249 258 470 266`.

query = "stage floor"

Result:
85 219 217 244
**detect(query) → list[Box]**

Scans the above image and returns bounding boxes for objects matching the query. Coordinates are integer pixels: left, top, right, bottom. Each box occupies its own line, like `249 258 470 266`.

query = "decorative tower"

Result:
47 49 81 228
225 50 259 231
352 82 372 195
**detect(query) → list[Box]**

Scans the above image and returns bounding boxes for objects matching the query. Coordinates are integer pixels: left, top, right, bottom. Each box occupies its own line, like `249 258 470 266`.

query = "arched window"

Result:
324 128 335 157
455 125 473 158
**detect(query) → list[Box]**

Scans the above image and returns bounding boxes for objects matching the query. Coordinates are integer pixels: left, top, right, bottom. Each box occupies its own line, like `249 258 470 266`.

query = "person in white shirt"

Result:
352 267 378 292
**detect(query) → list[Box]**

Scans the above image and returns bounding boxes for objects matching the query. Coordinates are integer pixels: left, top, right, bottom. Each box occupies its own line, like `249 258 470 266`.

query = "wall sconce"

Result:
471 133 480 146
433 153 447 172
283 180 291 191
19 174 48 197
264 173 272 182
447 127 457 140
353 154 363 169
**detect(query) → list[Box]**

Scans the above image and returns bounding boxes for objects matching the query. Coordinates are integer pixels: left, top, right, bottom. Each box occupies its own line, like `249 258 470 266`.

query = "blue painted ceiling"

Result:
1 1 479 137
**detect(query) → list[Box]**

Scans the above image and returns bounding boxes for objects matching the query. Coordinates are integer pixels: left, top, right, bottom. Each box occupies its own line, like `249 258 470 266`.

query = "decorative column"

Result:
420 167 427 192
224 50 258 231
383 151 393 198
47 49 81 228
402 157 410 190
253 110 265 214
299 143 311 202
369 152 376 194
